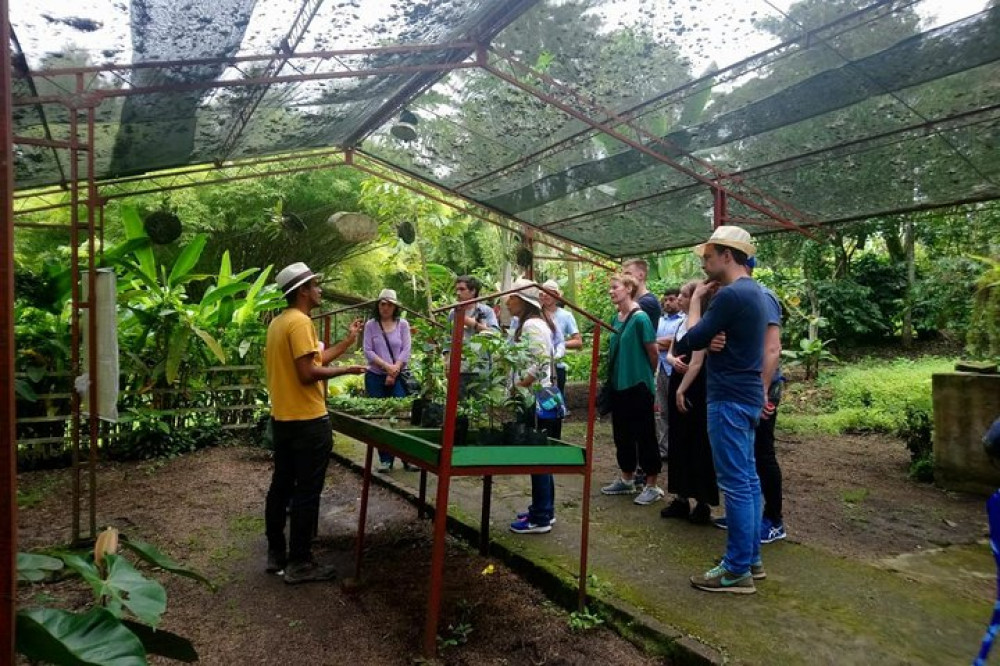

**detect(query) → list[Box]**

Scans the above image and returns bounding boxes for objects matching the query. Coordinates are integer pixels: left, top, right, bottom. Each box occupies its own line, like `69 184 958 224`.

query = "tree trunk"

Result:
902 217 915 347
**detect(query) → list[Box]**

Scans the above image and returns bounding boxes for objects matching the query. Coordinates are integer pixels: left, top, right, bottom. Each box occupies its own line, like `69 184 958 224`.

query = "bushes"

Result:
781 357 948 481
108 410 224 461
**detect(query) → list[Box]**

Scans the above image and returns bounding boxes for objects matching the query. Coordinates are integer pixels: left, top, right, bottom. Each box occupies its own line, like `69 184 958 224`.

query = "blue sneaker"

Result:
516 511 556 525
509 518 551 534
761 519 786 544
713 516 728 530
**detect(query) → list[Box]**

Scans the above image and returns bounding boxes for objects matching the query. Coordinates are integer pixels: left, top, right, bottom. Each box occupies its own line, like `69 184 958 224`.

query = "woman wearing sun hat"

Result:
505 278 563 535
362 288 412 472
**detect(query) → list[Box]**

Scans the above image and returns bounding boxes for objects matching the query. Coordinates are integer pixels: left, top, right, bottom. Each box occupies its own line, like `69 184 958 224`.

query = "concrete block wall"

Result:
933 372 1000 495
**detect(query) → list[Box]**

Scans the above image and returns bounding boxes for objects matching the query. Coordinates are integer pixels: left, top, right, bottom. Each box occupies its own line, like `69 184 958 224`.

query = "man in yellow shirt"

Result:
265 262 365 584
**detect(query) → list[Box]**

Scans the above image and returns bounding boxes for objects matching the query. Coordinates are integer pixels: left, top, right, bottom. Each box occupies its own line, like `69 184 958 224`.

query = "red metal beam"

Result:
352 151 618 270
28 42 479 77
1 0 19 656
16 61 478 107
215 0 327 163
483 48 821 236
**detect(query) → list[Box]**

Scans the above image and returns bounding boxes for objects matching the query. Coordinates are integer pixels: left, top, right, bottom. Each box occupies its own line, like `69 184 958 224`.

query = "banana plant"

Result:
114 205 283 393
16 528 209 665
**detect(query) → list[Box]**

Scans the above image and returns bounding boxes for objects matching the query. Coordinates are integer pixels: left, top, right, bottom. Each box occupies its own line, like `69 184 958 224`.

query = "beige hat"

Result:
276 262 322 297
507 278 541 310
694 225 756 258
540 279 562 297
377 288 399 305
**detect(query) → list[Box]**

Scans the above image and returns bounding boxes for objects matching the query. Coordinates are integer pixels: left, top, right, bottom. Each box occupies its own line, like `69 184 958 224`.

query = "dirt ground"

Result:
16 409 988 665
16 446 663 666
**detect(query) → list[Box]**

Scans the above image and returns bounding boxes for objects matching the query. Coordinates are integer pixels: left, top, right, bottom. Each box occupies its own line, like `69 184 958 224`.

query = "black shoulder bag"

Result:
379 322 420 396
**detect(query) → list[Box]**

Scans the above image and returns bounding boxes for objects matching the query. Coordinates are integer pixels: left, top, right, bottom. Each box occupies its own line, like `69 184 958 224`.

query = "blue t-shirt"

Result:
760 284 783 385
637 292 661 332
673 277 767 408
552 307 580 370
656 312 685 375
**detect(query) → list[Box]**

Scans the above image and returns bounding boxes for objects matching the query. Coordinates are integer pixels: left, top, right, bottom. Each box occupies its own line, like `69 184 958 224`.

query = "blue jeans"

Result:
527 417 562 525
365 370 407 464
708 401 762 576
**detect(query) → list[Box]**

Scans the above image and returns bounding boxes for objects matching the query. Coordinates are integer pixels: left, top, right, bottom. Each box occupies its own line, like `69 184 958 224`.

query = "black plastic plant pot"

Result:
502 421 527 446
526 429 549 446
478 428 504 447
410 398 427 426
419 402 444 428
454 416 470 447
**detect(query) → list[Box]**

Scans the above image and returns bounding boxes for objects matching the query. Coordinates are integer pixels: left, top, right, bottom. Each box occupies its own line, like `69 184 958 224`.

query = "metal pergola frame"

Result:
8 1 994 659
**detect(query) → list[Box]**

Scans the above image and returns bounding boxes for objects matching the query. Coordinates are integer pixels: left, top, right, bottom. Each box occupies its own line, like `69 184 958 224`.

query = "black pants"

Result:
754 402 783 524
265 416 332 563
556 366 567 396
610 384 662 476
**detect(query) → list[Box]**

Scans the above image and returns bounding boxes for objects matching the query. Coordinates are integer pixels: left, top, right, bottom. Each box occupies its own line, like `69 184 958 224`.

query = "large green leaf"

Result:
167 234 207 287
100 554 167 627
121 620 198 663
200 281 250 309
218 251 233 287
120 205 157 284
166 326 191 385
120 536 215 590
17 552 65 582
193 327 226 364
15 378 38 402
16 607 147 666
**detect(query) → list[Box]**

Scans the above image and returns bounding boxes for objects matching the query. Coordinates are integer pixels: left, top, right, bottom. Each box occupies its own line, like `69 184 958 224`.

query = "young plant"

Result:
16 527 213 665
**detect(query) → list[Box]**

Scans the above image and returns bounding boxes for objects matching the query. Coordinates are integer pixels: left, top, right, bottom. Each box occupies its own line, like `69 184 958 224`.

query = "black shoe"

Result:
660 498 690 519
689 502 712 525
266 551 286 574
283 560 337 584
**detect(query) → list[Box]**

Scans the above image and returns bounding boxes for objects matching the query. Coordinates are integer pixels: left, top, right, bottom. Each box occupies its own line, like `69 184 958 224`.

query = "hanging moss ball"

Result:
143 211 182 244
327 212 378 243
516 245 533 268
397 220 416 244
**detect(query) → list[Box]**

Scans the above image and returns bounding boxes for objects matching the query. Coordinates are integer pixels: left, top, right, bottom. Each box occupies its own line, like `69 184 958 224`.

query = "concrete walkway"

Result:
332 422 994 665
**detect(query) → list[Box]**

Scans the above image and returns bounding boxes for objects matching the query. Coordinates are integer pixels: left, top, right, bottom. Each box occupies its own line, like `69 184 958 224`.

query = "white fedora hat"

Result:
508 277 542 309
694 225 757 258
377 288 399 305
540 279 562 297
276 262 322 297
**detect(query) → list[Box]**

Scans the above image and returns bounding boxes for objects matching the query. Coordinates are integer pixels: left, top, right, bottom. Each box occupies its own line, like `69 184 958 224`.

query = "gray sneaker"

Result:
283 561 337 585
633 485 665 505
601 478 636 495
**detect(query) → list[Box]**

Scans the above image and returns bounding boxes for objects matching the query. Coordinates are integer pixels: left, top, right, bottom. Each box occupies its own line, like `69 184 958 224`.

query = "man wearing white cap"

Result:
670 226 768 594
264 262 366 584
539 279 582 396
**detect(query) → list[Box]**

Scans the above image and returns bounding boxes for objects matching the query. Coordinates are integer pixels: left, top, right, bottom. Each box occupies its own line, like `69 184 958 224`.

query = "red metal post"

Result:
578 326 601 610
713 186 727 229
1 0 20 656
353 444 375 580
85 102 99 538
68 78 82 545
422 305 466 656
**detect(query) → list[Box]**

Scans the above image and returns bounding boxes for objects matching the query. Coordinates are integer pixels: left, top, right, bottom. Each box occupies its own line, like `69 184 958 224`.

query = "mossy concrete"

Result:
332 435 993 665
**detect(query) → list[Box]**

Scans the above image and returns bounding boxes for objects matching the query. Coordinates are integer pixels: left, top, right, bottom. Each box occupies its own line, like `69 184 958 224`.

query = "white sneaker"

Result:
633 485 665 506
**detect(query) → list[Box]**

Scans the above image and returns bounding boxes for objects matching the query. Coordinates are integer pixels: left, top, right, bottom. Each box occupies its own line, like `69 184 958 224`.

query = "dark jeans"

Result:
365 370 407 464
528 417 563 525
265 416 332 564
610 383 662 476
755 403 783 524
555 366 567 396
